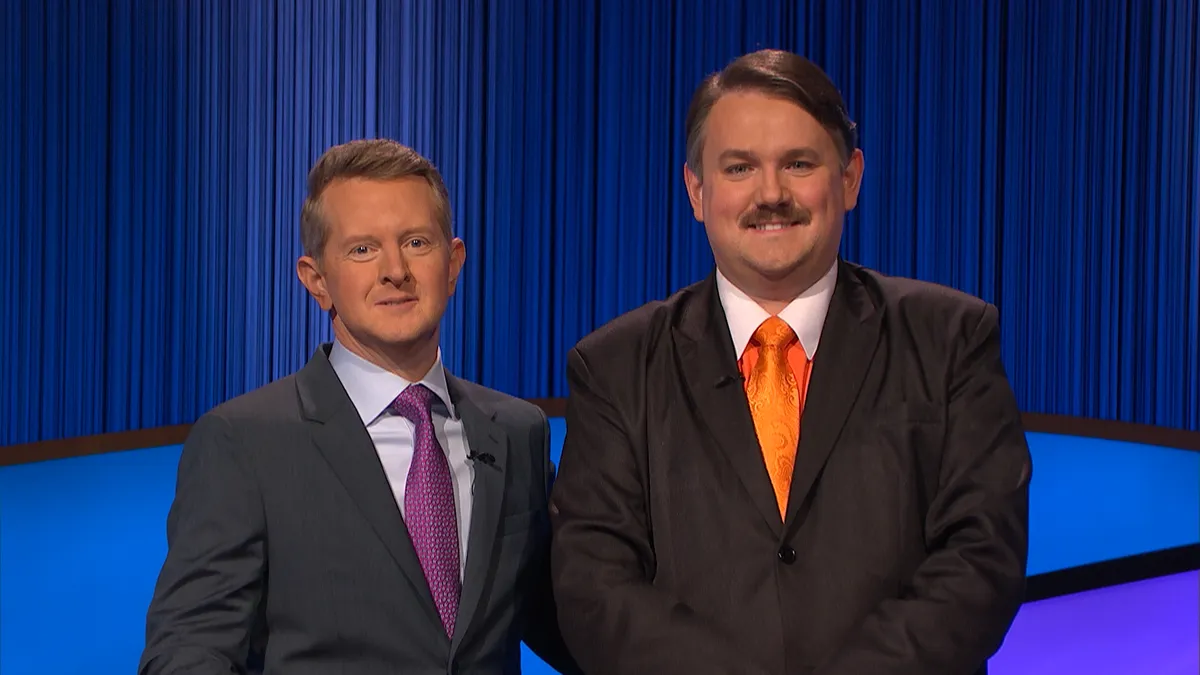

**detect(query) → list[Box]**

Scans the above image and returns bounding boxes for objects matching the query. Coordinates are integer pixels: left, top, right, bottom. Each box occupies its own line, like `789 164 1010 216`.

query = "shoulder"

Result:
205 374 303 424
182 372 306 458
849 262 996 332
571 278 707 366
192 371 306 442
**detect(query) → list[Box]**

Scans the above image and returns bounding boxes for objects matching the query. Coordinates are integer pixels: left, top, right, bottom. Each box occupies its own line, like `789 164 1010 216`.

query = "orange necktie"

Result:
744 317 803 518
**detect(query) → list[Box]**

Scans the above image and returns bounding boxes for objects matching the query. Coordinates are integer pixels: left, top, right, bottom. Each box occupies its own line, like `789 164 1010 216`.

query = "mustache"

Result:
740 205 812 228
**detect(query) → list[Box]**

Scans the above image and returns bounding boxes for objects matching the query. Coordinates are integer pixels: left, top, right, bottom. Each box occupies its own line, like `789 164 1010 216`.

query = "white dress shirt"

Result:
329 339 473 578
715 261 838 360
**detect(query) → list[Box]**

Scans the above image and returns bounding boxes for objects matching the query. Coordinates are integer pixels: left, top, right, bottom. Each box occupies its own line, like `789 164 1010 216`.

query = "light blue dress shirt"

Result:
329 339 474 578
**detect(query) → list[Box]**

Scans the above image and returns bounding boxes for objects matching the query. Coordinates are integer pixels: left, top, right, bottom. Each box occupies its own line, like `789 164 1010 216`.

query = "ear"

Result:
447 238 466 295
296 255 334 311
842 149 865 211
683 162 706 222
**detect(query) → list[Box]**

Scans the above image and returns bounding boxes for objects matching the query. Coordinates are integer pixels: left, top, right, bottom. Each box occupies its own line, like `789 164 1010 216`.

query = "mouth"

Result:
375 297 416 307
745 221 803 232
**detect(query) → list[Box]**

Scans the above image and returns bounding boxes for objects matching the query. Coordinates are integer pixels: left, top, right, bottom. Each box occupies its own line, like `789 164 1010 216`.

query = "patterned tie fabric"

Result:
745 316 802 518
390 383 460 637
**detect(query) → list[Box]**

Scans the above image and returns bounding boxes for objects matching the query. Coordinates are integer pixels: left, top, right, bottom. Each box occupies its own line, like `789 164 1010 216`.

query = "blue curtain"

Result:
2 0 1197 446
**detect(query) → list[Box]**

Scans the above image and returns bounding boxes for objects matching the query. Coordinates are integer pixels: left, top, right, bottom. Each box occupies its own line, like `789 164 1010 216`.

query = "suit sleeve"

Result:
550 348 769 675
521 408 583 675
813 302 1031 675
139 412 267 675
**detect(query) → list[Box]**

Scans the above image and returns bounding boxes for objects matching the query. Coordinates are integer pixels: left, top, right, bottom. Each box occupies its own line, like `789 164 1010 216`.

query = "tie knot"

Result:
390 383 437 423
752 316 797 349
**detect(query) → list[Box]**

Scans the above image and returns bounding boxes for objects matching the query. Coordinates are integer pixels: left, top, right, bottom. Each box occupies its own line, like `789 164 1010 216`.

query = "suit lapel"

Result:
675 274 784 535
296 346 441 627
784 262 882 527
447 376 509 654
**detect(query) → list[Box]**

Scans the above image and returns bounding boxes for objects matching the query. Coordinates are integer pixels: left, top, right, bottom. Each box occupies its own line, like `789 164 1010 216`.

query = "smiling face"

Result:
684 91 864 305
296 176 465 371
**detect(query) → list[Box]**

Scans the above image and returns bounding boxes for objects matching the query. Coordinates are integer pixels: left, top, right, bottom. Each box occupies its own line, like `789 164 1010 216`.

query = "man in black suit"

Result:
550 50 1031 675
140 139 577 675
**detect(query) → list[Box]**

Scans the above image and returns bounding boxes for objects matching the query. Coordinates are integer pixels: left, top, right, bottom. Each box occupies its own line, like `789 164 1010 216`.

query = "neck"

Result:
332 321 440 382
724 261 833 316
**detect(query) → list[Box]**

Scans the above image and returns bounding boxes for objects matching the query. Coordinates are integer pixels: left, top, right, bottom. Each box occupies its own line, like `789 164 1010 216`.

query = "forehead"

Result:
703 91 838 156
320 177 440 234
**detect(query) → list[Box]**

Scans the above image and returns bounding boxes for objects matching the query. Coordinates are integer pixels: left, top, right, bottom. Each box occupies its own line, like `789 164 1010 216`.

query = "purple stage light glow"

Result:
991 571 1199 675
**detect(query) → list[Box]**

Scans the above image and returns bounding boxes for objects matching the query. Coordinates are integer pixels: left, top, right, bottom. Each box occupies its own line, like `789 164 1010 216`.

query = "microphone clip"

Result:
468 450 497 468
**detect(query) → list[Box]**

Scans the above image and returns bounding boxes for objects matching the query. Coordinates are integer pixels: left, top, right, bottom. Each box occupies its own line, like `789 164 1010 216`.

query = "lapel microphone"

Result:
468 450 497 467
714 373 744 387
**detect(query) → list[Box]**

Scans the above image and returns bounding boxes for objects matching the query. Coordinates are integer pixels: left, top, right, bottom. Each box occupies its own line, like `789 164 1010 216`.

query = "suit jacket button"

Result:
777 546 797 564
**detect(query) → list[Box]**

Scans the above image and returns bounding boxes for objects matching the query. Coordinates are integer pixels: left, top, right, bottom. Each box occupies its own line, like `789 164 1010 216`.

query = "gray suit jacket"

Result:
140 345 577 675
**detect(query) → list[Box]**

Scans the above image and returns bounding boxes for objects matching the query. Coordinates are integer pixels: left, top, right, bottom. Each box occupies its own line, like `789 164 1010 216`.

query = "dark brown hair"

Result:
684 50 857 176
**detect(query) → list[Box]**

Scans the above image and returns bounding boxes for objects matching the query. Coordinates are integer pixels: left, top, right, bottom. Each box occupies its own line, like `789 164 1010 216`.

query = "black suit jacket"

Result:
140 344 577 675
550 261 1031 675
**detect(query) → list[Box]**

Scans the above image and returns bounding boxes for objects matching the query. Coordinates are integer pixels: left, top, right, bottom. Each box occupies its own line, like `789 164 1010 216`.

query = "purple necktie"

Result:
390 383 460 637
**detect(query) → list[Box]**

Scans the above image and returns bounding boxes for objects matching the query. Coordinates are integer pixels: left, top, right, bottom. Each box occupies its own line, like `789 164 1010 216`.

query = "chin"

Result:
746 254 809 277
375 328 434 349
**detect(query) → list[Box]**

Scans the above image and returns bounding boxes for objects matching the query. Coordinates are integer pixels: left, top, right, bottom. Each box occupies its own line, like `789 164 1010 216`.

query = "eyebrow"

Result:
337 223 438 243
338 234 380 246
780 147 821 161
716 149 758 164
716 147 822 164
395 224 441 240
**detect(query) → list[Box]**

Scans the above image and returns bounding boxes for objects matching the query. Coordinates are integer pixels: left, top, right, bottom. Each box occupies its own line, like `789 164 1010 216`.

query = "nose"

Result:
756 167 787 208
378 246 411 286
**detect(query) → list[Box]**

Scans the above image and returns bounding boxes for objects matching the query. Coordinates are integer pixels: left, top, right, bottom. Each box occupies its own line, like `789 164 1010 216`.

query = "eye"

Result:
346 243 378 260
724 163 751 176
405 237 433 250
787 160 816 171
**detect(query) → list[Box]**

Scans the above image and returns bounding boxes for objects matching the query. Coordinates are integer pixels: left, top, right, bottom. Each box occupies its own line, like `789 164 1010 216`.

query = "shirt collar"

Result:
715 260 837 360
328 339 457 425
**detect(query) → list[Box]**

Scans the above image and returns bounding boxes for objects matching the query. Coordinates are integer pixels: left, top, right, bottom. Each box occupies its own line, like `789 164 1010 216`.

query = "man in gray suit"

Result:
140 139 577 675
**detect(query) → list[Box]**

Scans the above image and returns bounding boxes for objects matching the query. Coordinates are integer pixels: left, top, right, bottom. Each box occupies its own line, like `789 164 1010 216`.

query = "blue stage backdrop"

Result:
2 0 1197 445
